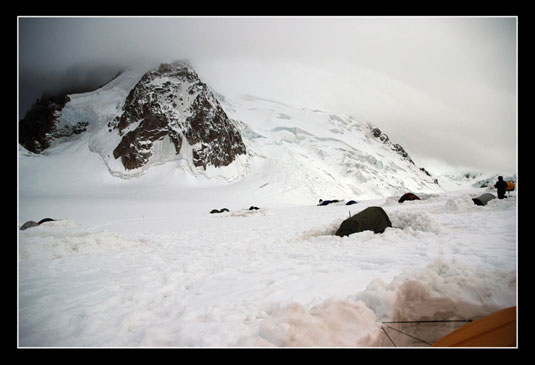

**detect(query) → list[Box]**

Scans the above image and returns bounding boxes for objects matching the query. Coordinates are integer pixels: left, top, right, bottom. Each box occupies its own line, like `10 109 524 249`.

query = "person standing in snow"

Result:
494 176 508 199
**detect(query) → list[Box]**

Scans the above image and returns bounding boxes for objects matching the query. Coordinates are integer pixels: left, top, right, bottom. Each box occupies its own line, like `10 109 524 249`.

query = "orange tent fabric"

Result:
398 193 420 203
506 182 515 191
432 306 516 347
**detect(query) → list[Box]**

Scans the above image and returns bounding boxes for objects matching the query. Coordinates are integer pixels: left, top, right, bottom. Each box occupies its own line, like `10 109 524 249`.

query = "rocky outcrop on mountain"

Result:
110 61 246 170
370 126 439 185
19 61 246 173
19 94 88 153
370 127 414 165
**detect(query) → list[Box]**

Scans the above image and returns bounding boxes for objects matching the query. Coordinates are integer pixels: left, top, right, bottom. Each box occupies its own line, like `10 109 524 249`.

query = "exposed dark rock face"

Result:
111 61 246 170
19 94 88 153
370 127 413 164
370 126 438 184
371 127 390 144
19 70 125 153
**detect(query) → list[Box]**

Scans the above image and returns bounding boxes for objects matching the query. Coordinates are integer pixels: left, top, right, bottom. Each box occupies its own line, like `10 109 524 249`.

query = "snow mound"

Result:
358 257 516 323
443 197 478 212
300 219 341 239
19 221 147 259
390 210 443 234
252 299 382 347
485 195 517 210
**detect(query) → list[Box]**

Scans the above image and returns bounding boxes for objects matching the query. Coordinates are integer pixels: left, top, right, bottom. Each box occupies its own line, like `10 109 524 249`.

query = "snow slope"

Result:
220 93 443 203
18 65 517 347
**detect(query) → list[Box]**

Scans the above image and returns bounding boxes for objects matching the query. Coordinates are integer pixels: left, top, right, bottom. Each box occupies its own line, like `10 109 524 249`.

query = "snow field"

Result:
18 190 517 347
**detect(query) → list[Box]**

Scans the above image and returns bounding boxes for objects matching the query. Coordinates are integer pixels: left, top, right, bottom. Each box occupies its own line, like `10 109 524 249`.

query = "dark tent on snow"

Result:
20 218 56 230
20 221 39 230
318 199 340 206
335 207 392 237
472 193 496 206
398 192 420 203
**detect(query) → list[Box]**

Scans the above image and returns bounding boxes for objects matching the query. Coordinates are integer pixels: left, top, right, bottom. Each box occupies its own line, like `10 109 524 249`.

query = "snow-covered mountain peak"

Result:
107 61 246 172
19 60 443 202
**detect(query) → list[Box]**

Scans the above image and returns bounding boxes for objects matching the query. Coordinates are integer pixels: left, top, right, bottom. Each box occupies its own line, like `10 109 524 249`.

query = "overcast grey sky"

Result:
18 16 517 175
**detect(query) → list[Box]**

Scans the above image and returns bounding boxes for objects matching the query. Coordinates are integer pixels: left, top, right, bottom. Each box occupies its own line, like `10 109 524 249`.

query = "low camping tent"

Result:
432 306 516 347
210 208 229 214
20 218 56 230
398 193 420 203
472 193 496 206
335 206 392 237
504 176 515 190
318 199 340 206
506 181 515 192
20 221 39 230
